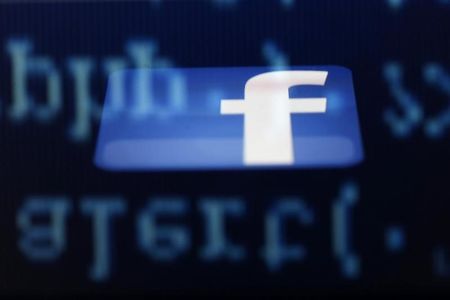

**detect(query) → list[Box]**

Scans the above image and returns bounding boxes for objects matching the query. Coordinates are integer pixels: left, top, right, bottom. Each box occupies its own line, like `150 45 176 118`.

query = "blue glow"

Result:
136 198 190 261
385 226 406 253
423 64 450 139
81 198 126 282
383 62 424 138
14 184 359 282
95 66 364 171
6 39 62 122
199 198 246 261
261 198 314 271
67 57 100 142
386 0 450 10
17 197 71 261
332 181 360 279
262 40 289 70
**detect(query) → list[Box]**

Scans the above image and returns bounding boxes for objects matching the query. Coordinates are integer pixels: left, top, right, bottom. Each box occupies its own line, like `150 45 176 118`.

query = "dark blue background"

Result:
0 0 449 297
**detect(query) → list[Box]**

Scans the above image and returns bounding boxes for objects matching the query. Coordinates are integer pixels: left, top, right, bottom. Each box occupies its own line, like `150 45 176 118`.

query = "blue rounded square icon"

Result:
95 66 364 171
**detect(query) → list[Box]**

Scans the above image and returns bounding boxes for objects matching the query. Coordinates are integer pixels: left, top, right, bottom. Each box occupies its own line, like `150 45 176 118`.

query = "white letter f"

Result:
221 71 328 166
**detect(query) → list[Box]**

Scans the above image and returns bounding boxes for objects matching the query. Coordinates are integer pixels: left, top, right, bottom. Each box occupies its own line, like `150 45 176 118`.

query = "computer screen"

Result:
0 0 449 297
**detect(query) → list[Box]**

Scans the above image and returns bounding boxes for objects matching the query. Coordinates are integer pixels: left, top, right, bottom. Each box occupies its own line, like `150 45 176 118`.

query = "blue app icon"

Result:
95 66 364 170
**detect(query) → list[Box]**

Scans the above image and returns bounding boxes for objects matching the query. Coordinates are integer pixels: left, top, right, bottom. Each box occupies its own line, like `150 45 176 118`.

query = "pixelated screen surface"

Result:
0 0 450 297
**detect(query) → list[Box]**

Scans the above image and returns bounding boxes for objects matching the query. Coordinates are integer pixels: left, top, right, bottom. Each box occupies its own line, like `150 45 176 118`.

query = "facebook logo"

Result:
221 71 329 165
95 66 363 170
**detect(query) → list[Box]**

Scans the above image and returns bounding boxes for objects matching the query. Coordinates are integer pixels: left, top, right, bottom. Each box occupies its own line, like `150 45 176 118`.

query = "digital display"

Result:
95 66 363 170
0 0 450 297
